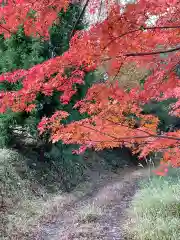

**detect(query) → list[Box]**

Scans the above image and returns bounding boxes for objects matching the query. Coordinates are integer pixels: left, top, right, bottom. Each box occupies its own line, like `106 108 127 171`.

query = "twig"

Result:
103 25 180 51
69 0 90 38
103 46 180 61
0 24 14 35
80 123 180 141
125 46 180 57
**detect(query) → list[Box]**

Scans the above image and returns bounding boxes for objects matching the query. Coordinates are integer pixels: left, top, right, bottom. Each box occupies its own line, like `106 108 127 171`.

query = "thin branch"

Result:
103 29 140 50
125 46 180 57
111 61 125 82
102 25 180 61
81 123 180 141
144 25 180 30
103 25 180 51
103 46 180 62
0 24 13 35
69 0 90 39
98 0 103 21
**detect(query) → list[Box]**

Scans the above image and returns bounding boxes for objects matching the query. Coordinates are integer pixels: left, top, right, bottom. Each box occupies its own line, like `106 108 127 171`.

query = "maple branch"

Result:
108 121 180 141
103 25 180 50
102 46 180 62
80 124 180 142
125 46 180 57
123 134 180 142
0 24 13 34
111 61 126 82
143 26 180 30
102 25 180 61
103 29 141 50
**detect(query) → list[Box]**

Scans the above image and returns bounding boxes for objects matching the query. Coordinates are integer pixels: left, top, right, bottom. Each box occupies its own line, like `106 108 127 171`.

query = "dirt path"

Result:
37 167 147 240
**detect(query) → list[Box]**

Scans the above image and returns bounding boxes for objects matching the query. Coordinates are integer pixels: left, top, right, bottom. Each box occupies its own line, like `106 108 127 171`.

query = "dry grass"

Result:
2 193 79 240
1 147 146 240
0 148 79 239
0 148 110 239
77 202 103 224
68 203 105 239
72 181 94 198
125 168 180 240
67 223 105 240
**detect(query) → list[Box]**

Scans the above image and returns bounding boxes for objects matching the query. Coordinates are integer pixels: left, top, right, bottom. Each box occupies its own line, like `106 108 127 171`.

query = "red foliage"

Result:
0 0 69 38
0 0 180 171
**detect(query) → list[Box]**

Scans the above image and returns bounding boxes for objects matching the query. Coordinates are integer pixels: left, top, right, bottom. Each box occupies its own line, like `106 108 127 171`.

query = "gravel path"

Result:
37 168 147 240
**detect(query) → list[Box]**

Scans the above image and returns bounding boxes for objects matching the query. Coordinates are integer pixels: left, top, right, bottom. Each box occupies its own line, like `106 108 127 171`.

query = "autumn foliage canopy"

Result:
0 0 180 175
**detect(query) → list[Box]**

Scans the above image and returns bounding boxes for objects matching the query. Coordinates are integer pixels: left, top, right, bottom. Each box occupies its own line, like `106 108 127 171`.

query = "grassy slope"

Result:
126 168 180 240
0 148 79 239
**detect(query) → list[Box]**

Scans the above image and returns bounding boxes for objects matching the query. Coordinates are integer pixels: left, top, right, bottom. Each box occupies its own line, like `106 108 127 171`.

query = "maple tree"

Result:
0 0 180 175
0 2 93 191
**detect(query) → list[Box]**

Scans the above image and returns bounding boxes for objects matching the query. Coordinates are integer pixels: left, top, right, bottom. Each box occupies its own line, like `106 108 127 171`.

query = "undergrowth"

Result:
77 202 103 224
126 167 180 240
0 148 80 239
1 148 123 239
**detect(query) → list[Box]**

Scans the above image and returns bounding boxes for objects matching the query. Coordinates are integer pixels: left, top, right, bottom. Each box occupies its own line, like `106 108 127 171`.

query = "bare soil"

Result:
35 167 148 240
